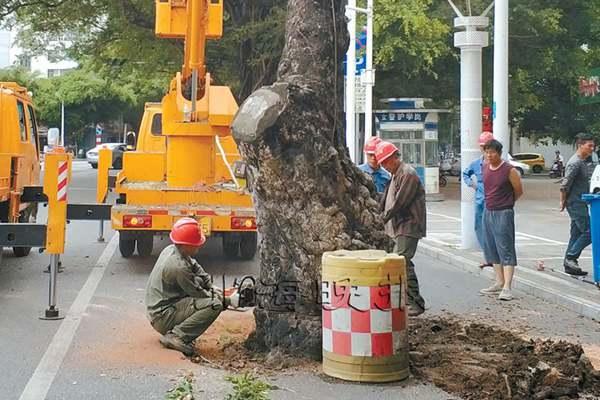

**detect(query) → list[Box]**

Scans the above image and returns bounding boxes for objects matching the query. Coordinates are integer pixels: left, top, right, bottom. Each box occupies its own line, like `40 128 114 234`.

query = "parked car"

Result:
512 153 545 173
86 143 126 169
507 154 531 176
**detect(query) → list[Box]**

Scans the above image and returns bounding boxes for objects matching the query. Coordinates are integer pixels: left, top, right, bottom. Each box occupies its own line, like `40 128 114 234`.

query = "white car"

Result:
86 143 126 169
507 154 530 177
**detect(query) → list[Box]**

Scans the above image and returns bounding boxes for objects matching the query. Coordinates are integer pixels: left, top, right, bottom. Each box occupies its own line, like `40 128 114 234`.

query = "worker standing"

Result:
145 218 238 356
375 141 427 316
359 136 391 193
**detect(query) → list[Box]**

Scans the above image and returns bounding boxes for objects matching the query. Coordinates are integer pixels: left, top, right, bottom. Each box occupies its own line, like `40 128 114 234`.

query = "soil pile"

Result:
191 309 319 374
409 318 600 399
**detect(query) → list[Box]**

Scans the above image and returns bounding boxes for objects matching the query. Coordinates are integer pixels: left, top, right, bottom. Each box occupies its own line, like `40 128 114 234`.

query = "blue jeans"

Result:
565 203 591 260
474 202 485 249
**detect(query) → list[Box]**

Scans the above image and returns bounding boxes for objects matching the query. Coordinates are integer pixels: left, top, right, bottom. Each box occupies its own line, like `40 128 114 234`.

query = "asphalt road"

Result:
0 164 598 400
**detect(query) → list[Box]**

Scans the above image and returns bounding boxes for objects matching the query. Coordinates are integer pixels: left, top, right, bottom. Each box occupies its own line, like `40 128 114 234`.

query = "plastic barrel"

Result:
321 249 409 382
582 194 600 283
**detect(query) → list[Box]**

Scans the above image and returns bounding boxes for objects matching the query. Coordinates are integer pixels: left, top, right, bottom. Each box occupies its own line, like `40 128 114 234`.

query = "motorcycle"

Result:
549 161 562 179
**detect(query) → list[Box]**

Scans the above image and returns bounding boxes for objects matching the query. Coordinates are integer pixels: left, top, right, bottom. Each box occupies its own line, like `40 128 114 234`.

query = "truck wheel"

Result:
137 234 154 257
119 235 136 258
13 206 36 257
239 232 258 260
222 235 240 258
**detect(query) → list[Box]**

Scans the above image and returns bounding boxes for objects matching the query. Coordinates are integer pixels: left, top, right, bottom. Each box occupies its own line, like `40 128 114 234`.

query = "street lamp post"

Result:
449 0 493 249
345 0 357 162
493 0 509 154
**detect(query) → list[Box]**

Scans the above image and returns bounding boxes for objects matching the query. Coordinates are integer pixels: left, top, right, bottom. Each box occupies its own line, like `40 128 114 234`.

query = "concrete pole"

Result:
364 0 374 140
346 0 357 162
60 101 65 147
493 0 509 155
453 15 489 249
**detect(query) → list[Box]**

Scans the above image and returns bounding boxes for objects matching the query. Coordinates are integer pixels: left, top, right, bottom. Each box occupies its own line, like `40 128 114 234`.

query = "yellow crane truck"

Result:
0 82 43 262
102 0 257 260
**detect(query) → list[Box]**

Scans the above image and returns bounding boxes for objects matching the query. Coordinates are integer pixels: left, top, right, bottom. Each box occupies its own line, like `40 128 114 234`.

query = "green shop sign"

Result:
579 68 600 105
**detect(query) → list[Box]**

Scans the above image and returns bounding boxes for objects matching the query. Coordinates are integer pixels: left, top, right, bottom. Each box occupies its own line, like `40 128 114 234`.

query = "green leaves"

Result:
225 373 271 400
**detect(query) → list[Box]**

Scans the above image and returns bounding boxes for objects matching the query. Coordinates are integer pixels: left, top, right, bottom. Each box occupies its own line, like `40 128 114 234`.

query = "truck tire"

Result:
119 234 136 258
137 234 154 257
222 234 240 258
239 232 258 260
13 206 36 257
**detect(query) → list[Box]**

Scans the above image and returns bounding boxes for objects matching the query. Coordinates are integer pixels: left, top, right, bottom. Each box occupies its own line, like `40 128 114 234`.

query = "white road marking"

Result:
426 211 568 245
18 234 118 400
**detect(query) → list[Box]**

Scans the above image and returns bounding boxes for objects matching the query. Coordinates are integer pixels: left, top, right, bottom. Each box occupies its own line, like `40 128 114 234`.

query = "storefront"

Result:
375 98 449 196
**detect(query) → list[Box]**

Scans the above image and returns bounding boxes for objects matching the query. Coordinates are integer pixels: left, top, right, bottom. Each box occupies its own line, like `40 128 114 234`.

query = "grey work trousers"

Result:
394 235 426 311
151 297 223 343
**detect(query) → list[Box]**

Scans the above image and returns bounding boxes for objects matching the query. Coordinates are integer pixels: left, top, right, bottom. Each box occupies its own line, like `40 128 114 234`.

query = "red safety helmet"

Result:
170 217 206 247
363 136 382 154
375 141 399 164
479 131 494 146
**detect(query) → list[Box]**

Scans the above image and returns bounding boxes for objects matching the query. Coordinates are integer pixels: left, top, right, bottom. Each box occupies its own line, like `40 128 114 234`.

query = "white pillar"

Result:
346 0 357 162
60 101 65 147
454 16 489 249
364 0 374 140
493 0 509 154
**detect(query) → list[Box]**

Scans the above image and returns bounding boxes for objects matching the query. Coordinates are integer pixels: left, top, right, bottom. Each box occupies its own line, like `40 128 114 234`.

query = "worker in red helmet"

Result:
145 218 238 356
375 141 427 317
358 136 391 193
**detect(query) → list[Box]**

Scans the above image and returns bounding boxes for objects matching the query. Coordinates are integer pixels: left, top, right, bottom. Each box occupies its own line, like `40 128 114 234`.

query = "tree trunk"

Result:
232 0 390 359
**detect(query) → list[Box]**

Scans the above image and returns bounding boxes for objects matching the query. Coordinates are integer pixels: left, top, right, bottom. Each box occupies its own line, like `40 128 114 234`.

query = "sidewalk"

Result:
422 197 600 321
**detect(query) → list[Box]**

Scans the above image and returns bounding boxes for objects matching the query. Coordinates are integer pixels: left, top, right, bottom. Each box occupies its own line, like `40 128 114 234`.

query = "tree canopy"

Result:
2 0 600 143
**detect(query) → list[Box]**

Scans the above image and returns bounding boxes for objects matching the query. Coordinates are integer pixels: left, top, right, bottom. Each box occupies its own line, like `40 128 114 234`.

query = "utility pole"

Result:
364 0 374 140
60 101 65 147
449 0 493 249
493 0 509 155
345 0 357 162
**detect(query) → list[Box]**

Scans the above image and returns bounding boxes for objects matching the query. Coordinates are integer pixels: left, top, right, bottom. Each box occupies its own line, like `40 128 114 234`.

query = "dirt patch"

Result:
191 309 319 375
409 317 600 399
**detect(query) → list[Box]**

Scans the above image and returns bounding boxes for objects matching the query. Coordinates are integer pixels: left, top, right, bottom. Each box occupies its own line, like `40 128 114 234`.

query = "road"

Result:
0 165 597 399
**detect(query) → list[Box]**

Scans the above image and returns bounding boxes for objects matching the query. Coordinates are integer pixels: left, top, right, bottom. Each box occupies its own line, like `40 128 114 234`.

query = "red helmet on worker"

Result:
479 131 494 146
375 141 399 164
363 136 382 154
170 217 206 247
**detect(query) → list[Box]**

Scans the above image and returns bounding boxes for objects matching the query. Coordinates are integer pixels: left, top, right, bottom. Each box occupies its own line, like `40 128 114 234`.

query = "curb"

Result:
419 241 600 321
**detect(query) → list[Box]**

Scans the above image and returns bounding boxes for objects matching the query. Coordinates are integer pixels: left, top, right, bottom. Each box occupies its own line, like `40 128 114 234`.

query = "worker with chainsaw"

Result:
376 141 427 316
359 136 391 193
462 131 494 268
145 218 239 356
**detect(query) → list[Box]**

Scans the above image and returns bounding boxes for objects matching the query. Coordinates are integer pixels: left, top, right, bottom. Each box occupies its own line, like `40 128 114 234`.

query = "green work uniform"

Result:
145 245 223 343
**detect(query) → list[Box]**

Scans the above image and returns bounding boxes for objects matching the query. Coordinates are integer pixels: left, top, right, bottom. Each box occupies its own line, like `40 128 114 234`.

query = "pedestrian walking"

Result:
359 136 391 193
560 133 596 276
463 131 494 268
375 141 426 316
145 218 240 356
479 139 523 301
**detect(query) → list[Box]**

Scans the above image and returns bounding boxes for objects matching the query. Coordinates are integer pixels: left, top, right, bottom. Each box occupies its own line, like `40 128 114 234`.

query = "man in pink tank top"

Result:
479 140 523 301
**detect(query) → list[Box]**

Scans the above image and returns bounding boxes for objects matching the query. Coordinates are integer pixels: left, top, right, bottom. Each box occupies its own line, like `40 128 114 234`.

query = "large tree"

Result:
231 0 390 357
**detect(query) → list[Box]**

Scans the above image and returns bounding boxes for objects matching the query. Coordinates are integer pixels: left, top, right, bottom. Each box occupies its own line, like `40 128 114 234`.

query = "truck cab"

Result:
0 82 42 258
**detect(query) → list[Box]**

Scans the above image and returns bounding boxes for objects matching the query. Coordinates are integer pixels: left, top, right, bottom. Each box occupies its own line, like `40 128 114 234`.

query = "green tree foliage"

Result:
4 0 600 142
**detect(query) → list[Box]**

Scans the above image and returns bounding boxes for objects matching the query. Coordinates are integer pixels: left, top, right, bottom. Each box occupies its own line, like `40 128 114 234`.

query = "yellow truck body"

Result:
0 82 42 257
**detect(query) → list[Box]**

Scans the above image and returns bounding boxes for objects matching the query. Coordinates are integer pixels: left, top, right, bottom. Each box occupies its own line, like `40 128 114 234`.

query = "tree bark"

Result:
232 0 390 359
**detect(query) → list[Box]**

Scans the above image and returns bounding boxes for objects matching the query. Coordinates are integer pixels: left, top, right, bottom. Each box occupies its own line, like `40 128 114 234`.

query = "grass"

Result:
225 372 271 400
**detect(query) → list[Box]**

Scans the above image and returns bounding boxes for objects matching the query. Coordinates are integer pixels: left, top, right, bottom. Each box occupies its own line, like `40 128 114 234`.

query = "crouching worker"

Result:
145 218 236 356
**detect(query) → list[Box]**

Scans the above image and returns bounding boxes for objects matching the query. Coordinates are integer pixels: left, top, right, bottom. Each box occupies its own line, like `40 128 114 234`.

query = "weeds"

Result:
166 372 195 400
225 372 271 400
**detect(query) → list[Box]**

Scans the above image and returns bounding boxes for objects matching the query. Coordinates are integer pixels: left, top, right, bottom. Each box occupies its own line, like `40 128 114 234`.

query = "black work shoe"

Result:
159 333 195 356
408 305 425 317
564 265 588 276
563 258 579 269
